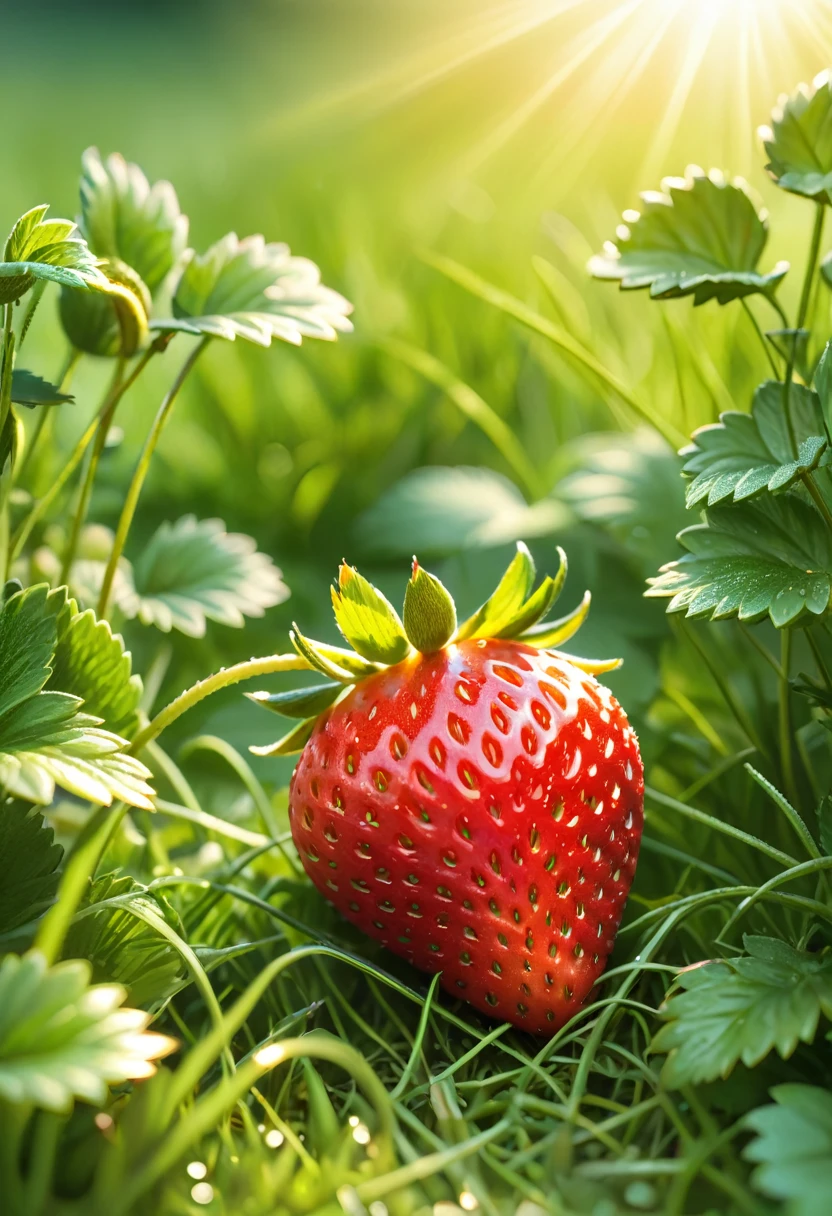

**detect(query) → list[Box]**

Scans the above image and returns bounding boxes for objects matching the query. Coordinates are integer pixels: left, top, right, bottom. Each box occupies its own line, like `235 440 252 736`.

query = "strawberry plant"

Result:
7 66 832 1216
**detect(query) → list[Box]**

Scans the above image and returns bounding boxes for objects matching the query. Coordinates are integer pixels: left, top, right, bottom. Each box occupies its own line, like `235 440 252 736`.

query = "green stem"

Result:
0 303 18 583
98 337 208 618
34 802 127 965
779 628 799 807
740 300 779 378
20 1111 63 1216
129 652 310 755
784 203 826 454
16 348 81 483
17 280 46 350
803 470 832 530
58 348 157 583
10 349 154 566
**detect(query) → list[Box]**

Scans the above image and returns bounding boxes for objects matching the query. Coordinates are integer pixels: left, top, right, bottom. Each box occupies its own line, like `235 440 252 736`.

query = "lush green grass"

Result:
3 7 832 1214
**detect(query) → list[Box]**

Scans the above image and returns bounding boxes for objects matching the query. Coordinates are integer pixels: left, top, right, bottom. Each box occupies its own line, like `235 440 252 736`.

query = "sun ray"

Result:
258 0 593 140
459 0 649 176
639 1 720 185
528 0 686 197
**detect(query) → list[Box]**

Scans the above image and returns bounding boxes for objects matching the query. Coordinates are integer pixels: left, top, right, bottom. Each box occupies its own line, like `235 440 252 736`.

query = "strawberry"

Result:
249 546 643 1035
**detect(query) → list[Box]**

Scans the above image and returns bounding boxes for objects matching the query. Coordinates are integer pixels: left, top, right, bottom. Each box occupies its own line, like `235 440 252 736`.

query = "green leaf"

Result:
47 603 143 738
77 147 189 294
521 590 591 648
818 795 832 856
0 951 176 1111
250 715 317 758
114 515 288 638
647 493 832 627
10 369 73 408
682 381 827 507
558 429 688 575
492 547 569 639
403 560 457 653
589 168 788 305
761 70 832 201
0 586 153 809
247 682 343 720
153 232 352 346
652 937 832 1087
0 204 106 304
767 328 811 383
0 804 62 933
331 564 411 664
355 466 569 558
456 542 536 641
0 585 59 717
815 341 832 437
62 874 183 1010
745 1085 832 1215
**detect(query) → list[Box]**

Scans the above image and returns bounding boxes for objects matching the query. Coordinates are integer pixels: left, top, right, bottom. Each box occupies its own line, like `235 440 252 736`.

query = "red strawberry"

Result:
250 547 643 1035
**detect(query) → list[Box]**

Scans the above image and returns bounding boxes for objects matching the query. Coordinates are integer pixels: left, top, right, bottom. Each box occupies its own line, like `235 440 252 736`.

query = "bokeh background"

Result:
10 0 832 795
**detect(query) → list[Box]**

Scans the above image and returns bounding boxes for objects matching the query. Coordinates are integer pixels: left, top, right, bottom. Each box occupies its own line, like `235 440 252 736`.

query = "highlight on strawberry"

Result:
249 544 644 1034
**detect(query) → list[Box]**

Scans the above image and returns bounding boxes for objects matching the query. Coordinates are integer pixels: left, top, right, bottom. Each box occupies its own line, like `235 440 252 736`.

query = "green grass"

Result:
3 7 832 1214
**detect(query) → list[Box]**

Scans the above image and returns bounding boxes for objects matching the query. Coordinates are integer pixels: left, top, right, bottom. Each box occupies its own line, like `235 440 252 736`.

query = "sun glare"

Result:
260 0 832 205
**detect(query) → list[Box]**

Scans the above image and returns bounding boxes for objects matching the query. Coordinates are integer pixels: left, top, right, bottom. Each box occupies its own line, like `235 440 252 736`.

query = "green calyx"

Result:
249 543 621 757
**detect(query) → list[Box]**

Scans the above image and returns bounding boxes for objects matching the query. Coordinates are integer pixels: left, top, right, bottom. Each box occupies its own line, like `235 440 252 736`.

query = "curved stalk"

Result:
10 349 156 565
129 652 311 755
59 355 125 584
59 344 157 582
15 347 81 483
779 628 798 807
97 337 208 618
783 203 825 455
740 300 779 378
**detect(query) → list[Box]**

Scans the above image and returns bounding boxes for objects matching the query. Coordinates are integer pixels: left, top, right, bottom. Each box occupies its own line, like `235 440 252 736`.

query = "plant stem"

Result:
740 300 779 378
783 203 825 455
59 356 125 583
58 345 163 583
129 652 310 755
779 628 799 807
0 303 18 582
9 350 155 566
15 348 81 483
98 337 208 618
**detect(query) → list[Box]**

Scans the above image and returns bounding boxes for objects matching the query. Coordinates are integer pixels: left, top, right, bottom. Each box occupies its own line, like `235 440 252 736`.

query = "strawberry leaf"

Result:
356 466 569 558
10 369 73 408
113 515 287 638
62 874 183 1010
682 381 827 507
652 937 832 1087
0 804 62 933
0 205 106 304
153 233 352 346
456 542 536 641
250 715 317 758
77 147 189 294
331 564 411 664
247 682 343 720
403 562 457 653
0 586 153 809
590 169 788 305
761 70 832 201
647 494 832 627
521 590 591 648
0 951 176 1111
47 602 142 739
744 1085 832 1211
